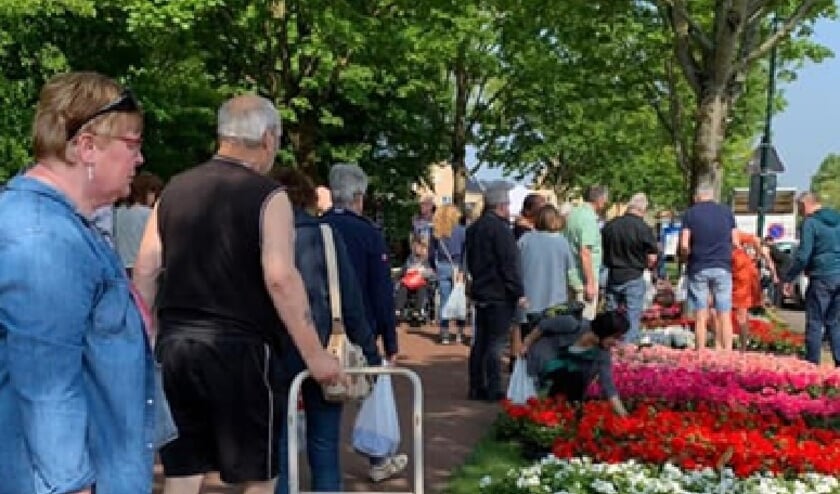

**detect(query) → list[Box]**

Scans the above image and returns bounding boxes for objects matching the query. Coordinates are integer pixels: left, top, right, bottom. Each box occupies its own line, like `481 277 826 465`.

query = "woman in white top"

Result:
113 171 163 274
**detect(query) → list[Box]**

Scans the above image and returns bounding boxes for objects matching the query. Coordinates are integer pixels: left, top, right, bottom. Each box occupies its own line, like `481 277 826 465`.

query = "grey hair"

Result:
585 185 608 203
797 190 820 204
626 193 648 213
217 96 281 146
695 181 715 199
329 163 368 207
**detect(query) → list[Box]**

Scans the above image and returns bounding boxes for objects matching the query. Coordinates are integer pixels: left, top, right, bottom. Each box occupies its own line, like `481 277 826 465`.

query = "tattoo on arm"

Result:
304 309 315 327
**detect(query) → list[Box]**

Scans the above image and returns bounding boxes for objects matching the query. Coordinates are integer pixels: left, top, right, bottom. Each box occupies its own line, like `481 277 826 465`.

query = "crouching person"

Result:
519 310 629 416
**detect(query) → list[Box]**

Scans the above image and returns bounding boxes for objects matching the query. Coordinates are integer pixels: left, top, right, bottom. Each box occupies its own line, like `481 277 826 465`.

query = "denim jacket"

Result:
0 176 159 494
276 209 382 384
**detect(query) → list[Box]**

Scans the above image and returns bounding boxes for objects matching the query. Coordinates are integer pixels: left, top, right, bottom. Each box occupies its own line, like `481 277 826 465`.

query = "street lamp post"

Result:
756 17 780 238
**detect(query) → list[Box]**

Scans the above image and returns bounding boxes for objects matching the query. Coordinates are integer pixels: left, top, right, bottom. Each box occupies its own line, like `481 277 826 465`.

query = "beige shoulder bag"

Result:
320 224 373 402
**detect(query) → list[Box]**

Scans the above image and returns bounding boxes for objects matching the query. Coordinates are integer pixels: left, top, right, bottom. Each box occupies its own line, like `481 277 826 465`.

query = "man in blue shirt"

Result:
680 182 738 351
783 191 840 365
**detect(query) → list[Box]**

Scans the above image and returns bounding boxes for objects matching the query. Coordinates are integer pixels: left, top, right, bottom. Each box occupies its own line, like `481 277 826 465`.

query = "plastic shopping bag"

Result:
506 358 537 404
442 282 468 320
675 266 688 303
352 373 400 457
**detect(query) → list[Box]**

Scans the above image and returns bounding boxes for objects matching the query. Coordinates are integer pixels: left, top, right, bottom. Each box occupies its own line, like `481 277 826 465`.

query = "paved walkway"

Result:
153 323 499 493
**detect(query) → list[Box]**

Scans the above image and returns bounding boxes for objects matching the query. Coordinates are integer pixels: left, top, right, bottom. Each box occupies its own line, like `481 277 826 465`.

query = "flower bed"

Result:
479 456 840 493
587 346 840 420
500 398 840 477
641 309 805 356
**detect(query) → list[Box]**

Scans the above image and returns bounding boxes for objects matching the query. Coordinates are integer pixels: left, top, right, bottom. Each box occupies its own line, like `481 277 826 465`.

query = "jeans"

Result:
804 274 840 366
687 267 733 311
437 261 465 338
469 302 514 396
277 380 343 494
605 276 646 343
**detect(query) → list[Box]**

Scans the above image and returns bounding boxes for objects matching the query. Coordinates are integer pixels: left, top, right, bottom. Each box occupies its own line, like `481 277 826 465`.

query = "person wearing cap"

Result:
464 180 525 401
519 310 629 416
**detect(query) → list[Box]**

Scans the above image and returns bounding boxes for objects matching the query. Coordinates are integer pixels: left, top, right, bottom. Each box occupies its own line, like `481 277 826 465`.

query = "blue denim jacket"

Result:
0 176 158 494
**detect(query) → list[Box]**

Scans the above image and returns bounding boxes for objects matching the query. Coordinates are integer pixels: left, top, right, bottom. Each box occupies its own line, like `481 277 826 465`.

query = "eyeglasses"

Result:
95 134 143 152
66 89 141 140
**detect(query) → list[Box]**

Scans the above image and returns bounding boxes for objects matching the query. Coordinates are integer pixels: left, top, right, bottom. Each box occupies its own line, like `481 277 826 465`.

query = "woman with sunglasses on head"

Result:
519 309 630 417
0 72 165 494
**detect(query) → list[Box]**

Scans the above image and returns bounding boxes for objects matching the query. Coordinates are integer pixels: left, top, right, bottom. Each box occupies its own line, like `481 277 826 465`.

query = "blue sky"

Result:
478 16 840 190
774 16 840 190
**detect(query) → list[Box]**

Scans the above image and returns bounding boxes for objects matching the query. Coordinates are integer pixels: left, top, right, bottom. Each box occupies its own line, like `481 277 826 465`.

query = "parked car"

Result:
773 240 808 309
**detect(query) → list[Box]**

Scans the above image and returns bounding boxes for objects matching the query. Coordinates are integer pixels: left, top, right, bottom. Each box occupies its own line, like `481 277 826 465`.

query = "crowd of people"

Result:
1 70 839 494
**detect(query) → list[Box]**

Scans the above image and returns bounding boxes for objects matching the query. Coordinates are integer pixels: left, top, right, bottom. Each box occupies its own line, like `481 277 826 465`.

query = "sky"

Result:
477 16 840 191
774 17 840 190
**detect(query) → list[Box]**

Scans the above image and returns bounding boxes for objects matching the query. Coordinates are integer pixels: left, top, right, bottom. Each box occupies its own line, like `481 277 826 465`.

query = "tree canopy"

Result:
811 153 840 210
0 0 835 228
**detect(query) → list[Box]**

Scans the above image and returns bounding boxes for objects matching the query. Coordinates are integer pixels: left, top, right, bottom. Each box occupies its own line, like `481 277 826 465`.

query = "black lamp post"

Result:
756 16 780 238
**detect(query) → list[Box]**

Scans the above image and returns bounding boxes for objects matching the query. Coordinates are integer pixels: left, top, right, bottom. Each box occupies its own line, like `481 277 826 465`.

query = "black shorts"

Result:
156 329 286 483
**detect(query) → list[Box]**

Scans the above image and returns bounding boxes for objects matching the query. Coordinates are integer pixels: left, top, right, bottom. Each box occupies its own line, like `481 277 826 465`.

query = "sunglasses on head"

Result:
66 89 140 140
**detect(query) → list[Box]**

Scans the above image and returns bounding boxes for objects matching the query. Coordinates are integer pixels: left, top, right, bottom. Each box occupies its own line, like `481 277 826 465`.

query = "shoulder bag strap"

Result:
437 236 455 265
319 224 345 335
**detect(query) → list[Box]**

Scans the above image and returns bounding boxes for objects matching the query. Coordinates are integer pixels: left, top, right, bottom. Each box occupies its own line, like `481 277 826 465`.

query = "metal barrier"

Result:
287 366 424 494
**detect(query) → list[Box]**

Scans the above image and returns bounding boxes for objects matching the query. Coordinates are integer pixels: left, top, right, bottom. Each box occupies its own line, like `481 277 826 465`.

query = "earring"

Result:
86 164 94 181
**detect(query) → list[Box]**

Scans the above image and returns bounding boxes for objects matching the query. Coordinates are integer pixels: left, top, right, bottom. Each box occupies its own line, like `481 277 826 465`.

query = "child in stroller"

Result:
395 238 436 325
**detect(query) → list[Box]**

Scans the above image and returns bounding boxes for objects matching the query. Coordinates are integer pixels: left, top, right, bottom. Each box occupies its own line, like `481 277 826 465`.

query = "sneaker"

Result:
439 335 451 345
369 454 408 482
454 334 463 344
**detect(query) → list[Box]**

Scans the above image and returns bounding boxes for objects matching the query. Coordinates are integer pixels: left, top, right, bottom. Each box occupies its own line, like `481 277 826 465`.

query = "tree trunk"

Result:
451 45 468 211
689 91 729 204
286 113 319 180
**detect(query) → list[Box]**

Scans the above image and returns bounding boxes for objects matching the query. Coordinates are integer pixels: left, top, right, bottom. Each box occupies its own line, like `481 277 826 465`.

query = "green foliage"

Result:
811 153 840 210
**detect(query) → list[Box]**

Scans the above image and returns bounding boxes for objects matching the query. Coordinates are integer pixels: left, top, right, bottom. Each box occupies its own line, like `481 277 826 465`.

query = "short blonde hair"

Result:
432 204 462 239
33 71 143 162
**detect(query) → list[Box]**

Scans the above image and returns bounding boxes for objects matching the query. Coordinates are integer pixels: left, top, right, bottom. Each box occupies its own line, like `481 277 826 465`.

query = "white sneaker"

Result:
369 454 408 482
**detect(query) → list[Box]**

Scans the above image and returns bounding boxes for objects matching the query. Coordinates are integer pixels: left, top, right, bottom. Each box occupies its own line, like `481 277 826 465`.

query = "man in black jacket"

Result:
465 181 525 401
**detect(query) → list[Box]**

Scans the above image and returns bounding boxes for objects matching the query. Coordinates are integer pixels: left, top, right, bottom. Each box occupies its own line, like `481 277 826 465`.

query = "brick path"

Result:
153 323 500 493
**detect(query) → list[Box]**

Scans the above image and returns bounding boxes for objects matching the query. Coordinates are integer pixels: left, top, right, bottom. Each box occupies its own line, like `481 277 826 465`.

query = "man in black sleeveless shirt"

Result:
133 95 341 494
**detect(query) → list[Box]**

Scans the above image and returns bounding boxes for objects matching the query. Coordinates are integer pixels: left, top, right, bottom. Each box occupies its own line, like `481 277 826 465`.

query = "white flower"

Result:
478 475 492 488
591 479 617 494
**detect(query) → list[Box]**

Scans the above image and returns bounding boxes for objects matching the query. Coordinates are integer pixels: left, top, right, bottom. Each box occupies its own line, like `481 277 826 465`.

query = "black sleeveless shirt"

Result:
156 157 285 348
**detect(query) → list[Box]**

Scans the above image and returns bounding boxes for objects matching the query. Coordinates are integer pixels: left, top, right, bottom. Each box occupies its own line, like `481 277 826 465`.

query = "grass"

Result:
444 428 526 494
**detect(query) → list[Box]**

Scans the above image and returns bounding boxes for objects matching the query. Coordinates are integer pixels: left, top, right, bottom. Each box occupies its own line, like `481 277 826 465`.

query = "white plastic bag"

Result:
442 282 467 320
675 266 688 303
506 358 537 404
352 374 400 457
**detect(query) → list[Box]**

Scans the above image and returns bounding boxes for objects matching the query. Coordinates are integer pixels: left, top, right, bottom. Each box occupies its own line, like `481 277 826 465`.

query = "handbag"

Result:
400 268 427 290
319 224 374 403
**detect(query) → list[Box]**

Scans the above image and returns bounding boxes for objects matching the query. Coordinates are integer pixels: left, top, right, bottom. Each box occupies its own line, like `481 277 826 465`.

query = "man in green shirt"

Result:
565 185 608 320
